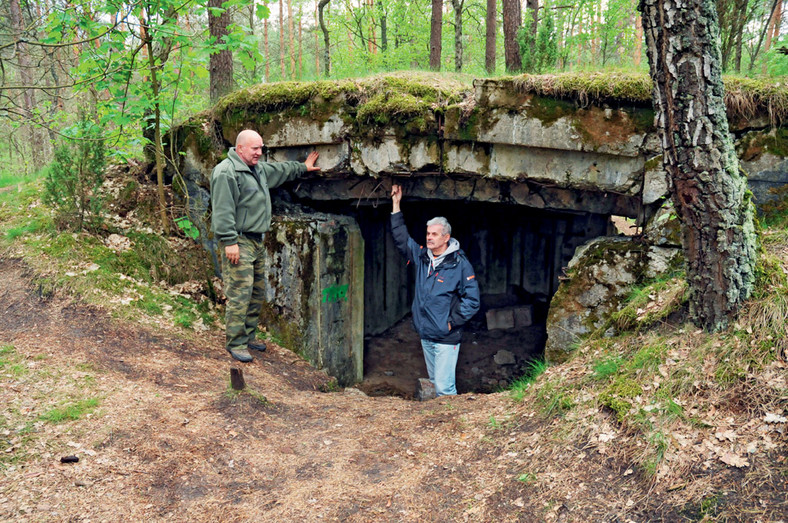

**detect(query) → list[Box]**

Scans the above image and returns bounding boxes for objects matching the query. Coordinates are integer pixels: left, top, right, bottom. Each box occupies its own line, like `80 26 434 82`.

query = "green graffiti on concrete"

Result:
322 284 348 303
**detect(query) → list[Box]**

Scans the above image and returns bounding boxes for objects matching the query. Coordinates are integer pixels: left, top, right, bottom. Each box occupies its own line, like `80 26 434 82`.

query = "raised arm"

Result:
391 184 402 213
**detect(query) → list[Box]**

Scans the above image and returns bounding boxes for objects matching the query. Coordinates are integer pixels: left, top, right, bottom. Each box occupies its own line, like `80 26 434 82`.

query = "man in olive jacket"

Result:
211 129 320 362
390 184 480 396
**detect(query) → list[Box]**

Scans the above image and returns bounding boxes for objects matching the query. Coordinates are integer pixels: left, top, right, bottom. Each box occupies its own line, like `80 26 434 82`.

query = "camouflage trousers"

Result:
221 236 267 351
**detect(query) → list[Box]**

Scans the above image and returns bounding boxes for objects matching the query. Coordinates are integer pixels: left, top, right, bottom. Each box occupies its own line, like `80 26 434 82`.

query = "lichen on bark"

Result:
638 0 757 331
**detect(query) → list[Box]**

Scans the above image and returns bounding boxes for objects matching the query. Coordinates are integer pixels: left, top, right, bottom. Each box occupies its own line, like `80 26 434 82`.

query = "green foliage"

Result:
592 355 623 379
43 116 106 232
0 345 28 378
517 471 537 483
534 378 574 417
509 358 548 401
39 398 100 423
608 275 687 332
518 8 558 74
175 216 200 239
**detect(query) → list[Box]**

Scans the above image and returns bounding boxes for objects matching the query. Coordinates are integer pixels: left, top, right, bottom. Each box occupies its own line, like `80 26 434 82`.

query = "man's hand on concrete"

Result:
305 151 321 172
225 244 240 265
391 184 402 213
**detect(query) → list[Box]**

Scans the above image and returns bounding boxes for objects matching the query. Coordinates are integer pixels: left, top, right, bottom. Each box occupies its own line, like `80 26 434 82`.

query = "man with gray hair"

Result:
390 184 480 397
211 129 320 362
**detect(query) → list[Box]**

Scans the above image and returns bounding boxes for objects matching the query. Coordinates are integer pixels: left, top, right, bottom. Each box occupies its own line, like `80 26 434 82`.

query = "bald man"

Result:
211 129 320 362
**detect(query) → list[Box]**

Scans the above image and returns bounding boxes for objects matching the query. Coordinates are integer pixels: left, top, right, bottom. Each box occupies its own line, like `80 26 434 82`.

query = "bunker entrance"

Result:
297 195 613 399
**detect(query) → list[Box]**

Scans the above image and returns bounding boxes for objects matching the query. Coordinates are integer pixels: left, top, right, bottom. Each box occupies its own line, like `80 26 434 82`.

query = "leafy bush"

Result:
518 9 559 74
43 116 106 231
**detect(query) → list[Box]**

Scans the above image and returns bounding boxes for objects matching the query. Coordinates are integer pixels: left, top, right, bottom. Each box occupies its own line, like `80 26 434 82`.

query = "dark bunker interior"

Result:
292 189 615 399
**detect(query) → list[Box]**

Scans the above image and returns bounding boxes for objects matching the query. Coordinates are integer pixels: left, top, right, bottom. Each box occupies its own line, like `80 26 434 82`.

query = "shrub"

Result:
43 115 106 231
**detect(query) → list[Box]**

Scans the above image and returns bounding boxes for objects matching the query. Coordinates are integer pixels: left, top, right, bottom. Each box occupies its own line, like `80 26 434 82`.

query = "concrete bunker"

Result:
167 74 788 398
285 175 623 397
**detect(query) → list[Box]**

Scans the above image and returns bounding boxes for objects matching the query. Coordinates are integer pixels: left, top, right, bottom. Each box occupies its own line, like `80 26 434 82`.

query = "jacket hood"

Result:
428 237 460 269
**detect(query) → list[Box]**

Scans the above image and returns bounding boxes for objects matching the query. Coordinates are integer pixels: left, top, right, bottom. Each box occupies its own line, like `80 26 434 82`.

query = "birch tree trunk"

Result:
451 0 464 72
639 0 757 331
318 0 331 75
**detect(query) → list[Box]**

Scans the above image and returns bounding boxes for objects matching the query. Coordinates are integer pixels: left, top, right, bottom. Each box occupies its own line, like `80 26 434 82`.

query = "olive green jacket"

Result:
210 147 306 246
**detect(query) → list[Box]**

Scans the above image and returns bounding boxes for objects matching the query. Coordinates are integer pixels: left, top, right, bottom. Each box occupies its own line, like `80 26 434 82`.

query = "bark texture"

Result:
502 0 521 72
452 0 464 72
429 0 443 71
485 0 496 73
639 0 757 331
208 0 235 102
318 0 331 75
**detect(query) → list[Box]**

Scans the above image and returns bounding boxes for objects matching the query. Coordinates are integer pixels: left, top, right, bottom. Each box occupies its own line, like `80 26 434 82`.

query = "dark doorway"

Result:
295 197 612 398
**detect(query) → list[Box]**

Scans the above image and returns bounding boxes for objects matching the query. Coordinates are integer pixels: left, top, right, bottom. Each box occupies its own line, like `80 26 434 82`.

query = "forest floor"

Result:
1 252 786 522
0 165 786 522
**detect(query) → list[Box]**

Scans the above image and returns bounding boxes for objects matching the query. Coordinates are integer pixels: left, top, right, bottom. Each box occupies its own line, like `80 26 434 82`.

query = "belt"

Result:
239 232 263 242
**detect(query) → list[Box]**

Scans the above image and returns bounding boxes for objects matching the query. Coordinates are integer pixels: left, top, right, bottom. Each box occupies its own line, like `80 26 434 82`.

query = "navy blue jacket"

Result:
391 212 481 344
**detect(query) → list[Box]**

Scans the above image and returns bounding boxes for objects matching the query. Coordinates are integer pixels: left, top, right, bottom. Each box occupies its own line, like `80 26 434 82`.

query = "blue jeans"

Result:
420 340 460 396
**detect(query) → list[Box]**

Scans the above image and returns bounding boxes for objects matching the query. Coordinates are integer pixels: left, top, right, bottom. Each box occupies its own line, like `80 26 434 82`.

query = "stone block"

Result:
486 305 533 330
493 350 516 365
486 308 514 330
513 306 533 327
417 378 436 401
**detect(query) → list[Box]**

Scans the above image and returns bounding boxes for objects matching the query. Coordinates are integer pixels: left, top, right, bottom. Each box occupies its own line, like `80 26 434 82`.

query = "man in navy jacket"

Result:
390 184 481 396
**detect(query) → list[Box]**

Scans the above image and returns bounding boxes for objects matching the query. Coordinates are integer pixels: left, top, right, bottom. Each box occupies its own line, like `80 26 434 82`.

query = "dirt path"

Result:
3 257 778 522
0 257 534 521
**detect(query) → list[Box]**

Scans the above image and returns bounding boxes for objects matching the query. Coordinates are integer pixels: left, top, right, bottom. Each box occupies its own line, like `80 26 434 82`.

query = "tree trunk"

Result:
378 0 387 51
8 0 43 170
279 0 285 78
762 0 782 74
209 0 235 102
634 13 643 67
748 0 781 72
264 18 270 80
318 0 331 75
452 0 464 72
732 0 748 72
141 13 170 235
368 0 377 53
429 0 443 70
288 0 295 79
315 1 320 74
526 0 538 34
639 0 757 331
247 2 257 83
502 0 521 72
298 6 303 78
485 0 496 73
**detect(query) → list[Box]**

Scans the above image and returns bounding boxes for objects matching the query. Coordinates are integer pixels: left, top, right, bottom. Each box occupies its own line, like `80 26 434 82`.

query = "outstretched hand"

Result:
305 151 321 172
391 184 402 213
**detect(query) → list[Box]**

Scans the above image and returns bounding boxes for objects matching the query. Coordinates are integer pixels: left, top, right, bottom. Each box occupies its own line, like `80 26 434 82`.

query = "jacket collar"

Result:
420 247 460 267
227 147 255 174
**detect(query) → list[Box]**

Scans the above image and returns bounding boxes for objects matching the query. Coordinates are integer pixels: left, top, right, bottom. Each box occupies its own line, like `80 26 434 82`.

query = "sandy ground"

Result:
1 257 785 522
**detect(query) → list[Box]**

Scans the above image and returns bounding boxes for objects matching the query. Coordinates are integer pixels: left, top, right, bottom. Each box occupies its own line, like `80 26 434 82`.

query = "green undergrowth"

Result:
510 226 787 485
0 169 219 334
607 273 689 332
0 344 103 471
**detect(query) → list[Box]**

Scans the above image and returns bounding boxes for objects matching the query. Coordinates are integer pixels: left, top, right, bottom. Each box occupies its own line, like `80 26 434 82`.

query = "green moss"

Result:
263 312 306 356
599 376 643 422
527 96 577 127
